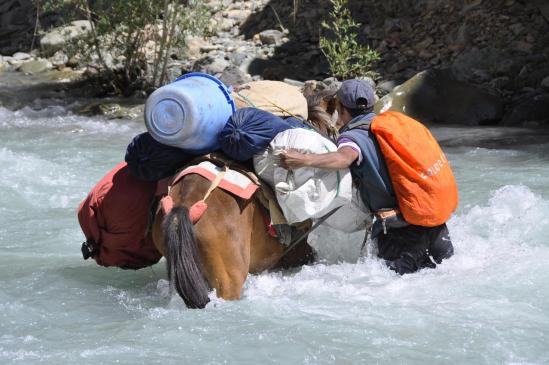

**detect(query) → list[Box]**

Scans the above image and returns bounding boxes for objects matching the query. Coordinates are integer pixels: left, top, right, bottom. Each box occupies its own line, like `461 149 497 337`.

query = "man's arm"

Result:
280 147 358 170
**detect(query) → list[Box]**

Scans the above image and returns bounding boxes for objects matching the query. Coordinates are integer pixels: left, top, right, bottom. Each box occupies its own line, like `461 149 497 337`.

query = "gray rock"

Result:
375 69 504 125
358 76 376 89
200 44 223 52
225 9 251 24
79 102 144 120
259 30 284 45
230 51 251 66
509 23 524 36
165 65 184 83
541 76 549 90
19 59 52 74
502 93 549 125
493 59 515 76
50 50 68 67
322 77 341 88
193 55 229 74
235 54 257 75
44 69 83 82
516 63 549 89
451 47 509 82
185 36 210 59
219 18 236 32
219 65 252 86
377 80 405 95
489 76 511 90
511 40 533 53
40 20 92 57
454 23 471 47
526 0 549 22
12 52 31 61
414 36 434 52
7 59 23 68
283 78 305 88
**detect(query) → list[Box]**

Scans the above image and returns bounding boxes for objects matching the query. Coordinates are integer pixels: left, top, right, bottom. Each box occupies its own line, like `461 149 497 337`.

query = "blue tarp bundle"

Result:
125 132 193 181
218 108 304 161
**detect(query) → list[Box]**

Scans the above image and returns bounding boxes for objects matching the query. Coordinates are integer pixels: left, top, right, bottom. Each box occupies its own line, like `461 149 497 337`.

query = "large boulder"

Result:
375 69 504 125
40 20 92 57
19 59 52 74
502 93 549 126
451 47 516 83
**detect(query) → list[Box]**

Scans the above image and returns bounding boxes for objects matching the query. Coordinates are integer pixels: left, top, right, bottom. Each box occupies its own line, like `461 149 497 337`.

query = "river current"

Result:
1 105 548 364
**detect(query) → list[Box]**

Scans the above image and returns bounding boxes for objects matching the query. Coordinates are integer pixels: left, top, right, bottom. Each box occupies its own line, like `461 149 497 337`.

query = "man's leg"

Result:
428 223 454 264
376 225 433 275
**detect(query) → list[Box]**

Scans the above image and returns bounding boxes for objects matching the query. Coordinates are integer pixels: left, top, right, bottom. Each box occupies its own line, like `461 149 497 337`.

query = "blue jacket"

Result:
338 113 398 215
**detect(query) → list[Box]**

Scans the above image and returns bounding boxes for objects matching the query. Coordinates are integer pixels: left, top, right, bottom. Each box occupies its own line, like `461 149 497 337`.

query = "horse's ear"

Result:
326 96 338 115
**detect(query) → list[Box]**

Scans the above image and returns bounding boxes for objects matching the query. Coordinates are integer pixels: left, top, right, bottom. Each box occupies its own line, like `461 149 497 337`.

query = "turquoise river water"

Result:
1 105 548 364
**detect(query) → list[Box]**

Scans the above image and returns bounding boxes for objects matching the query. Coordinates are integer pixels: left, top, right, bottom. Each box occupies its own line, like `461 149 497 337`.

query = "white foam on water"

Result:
241 185 549 303
2 113 549 364
0 106 135 134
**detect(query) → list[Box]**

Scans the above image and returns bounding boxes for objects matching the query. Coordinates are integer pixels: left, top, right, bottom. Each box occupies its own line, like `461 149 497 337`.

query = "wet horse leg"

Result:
192 190 253 300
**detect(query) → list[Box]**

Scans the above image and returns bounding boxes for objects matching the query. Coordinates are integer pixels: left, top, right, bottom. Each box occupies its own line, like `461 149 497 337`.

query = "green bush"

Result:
37 0 210 95
320 0 380 80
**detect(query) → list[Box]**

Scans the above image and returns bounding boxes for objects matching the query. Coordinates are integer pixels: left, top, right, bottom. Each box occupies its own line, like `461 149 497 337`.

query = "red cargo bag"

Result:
77 162 162 269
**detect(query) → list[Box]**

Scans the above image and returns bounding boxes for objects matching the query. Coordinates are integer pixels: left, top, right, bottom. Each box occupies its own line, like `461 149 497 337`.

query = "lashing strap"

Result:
159 166 228 224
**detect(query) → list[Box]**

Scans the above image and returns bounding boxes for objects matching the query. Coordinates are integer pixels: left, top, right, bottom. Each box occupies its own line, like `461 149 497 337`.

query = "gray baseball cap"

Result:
337 79 376 109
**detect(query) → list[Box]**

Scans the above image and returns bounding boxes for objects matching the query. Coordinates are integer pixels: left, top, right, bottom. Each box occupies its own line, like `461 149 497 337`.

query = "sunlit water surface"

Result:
1 106 548 364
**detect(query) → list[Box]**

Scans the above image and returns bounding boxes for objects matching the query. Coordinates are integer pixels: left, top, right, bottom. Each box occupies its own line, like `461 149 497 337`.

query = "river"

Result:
1 105 548 364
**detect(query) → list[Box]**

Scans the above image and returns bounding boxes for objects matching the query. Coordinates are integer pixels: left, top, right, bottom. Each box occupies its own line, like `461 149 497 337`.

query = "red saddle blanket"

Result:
171 161 259 200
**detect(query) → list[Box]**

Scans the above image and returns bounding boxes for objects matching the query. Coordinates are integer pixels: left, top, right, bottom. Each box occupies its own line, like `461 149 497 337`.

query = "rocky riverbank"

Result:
1 0 548 126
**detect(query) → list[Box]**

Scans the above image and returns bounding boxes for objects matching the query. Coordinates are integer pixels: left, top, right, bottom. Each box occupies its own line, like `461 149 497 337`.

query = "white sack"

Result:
253 128 371 233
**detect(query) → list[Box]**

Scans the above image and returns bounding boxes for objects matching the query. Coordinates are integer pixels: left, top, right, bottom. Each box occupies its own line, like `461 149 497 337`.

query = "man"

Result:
280 79 454 274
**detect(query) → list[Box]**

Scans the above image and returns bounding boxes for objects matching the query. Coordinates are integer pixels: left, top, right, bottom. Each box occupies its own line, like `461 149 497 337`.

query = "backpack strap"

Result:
340 113 377 133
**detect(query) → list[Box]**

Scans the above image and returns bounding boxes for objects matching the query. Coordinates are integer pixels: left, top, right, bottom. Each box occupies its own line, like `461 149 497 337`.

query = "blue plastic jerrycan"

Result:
144 72 236 154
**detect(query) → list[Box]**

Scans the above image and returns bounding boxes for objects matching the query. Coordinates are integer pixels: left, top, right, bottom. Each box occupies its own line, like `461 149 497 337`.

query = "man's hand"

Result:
279 150 310 170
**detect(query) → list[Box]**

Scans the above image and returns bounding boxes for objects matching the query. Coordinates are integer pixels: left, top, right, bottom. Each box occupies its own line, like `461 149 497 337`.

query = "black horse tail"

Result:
162 206 210 309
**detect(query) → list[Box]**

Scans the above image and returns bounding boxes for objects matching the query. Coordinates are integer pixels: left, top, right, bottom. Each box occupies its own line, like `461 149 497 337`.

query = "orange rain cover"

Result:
371 111 458 227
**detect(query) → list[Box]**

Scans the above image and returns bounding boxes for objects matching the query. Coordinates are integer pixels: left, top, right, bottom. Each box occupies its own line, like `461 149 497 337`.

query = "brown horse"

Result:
151 172 314 309
151 93 336 309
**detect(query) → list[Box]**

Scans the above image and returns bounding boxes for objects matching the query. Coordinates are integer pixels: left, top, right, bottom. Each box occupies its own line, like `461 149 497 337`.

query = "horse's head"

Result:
304 90 339 141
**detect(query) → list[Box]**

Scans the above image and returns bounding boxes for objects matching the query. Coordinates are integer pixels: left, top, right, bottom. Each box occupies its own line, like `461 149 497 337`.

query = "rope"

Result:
202 165 228 201
235 89 304 120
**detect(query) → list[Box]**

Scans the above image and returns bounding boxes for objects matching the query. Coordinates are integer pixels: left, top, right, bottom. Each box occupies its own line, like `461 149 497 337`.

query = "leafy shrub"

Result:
37 0 210 95
320 0 380 80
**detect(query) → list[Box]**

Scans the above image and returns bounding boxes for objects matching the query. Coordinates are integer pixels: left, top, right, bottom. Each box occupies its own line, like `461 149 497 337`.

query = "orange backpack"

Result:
371 111 458 227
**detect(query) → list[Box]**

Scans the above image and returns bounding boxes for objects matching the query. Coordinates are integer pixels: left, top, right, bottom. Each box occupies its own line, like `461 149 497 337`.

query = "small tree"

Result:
320 0 380 80
37 0 210 95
